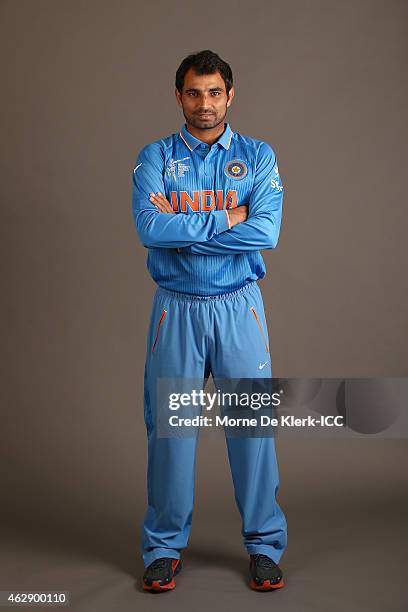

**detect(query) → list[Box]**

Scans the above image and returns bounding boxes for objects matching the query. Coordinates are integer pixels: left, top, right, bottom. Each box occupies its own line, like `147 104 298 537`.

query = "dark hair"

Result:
175 50 233 95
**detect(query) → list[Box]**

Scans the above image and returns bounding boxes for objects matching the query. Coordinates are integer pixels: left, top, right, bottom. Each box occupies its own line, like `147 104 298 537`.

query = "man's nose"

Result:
198 93 212 106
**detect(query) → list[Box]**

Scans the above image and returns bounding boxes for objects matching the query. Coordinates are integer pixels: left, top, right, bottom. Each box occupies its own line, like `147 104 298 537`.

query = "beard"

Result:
183 105 228 130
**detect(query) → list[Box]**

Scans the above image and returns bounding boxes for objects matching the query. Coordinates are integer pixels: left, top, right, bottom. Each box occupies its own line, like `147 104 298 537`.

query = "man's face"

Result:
175 68 234 130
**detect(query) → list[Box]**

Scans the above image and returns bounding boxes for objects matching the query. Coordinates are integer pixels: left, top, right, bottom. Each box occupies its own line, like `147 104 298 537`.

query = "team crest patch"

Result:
224 159 248 180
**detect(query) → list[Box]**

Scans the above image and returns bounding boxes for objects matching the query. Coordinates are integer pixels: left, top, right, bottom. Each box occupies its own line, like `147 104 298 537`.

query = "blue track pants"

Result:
141 280 287 567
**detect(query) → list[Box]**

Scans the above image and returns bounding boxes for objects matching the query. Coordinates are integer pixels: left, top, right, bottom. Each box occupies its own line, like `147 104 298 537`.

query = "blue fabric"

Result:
141 281 288 567
132 123 284 296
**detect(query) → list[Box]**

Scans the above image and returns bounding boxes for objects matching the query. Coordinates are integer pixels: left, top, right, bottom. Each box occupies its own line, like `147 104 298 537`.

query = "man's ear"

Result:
226 86 235 108
175 88 183 108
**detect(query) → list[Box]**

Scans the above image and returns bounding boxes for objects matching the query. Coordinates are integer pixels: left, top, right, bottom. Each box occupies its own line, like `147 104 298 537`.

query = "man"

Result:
132 50 287 592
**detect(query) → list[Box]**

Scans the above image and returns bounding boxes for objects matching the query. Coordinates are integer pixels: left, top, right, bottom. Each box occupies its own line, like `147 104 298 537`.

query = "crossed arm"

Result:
131 141 284 254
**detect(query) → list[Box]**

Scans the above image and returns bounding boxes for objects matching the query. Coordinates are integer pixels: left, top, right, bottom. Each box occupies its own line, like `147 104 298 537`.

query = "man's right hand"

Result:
227 205 248 228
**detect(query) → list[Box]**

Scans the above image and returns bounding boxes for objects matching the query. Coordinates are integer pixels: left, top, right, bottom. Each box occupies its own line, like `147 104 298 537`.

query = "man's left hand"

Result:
149 192 175 214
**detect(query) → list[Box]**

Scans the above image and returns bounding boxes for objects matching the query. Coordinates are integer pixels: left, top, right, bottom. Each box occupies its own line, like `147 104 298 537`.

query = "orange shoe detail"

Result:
249 577 285 591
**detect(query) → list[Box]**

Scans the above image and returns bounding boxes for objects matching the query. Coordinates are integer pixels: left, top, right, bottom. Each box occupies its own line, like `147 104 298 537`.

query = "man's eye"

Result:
211 92 221 96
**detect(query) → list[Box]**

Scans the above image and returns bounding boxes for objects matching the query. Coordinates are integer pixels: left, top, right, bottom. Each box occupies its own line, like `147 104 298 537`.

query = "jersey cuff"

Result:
213 209 230 234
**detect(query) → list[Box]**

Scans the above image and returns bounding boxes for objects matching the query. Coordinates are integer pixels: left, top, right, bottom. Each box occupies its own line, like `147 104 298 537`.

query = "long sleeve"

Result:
181 142 283 255
132 143 230 249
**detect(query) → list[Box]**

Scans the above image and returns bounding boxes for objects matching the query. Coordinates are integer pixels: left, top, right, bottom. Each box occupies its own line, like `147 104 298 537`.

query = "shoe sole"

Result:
249 577 285 591
143 559 182 592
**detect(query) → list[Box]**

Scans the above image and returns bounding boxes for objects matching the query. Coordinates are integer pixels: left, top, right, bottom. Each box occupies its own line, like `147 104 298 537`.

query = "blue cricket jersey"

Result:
131 122 284 296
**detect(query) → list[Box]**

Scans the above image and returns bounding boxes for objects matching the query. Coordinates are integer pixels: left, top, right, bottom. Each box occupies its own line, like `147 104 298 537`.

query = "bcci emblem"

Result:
224 159 248 180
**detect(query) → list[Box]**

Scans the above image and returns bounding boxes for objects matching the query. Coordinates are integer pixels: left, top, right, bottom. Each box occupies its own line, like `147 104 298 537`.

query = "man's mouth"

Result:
197 112 214 117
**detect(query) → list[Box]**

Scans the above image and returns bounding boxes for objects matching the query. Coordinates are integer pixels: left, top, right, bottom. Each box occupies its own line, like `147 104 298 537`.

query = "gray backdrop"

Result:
1 0 407 610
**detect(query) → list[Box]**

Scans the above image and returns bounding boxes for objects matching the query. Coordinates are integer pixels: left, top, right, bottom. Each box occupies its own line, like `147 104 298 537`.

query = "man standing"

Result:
132 50 287 592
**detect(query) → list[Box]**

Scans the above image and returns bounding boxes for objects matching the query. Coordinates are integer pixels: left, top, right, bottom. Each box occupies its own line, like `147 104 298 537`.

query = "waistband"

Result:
156 281 258 302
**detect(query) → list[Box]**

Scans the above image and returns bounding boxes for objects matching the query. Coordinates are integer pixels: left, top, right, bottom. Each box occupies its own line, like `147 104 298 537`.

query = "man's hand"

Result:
227 205 248 227
149 192 175 214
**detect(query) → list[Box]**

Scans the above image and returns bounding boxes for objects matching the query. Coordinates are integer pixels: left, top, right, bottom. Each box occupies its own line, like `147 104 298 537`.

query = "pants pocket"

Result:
250 306 269 353
151 308 167 353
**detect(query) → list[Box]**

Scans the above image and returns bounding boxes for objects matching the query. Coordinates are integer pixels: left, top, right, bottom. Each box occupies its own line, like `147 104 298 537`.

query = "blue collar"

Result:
179 122 233 151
